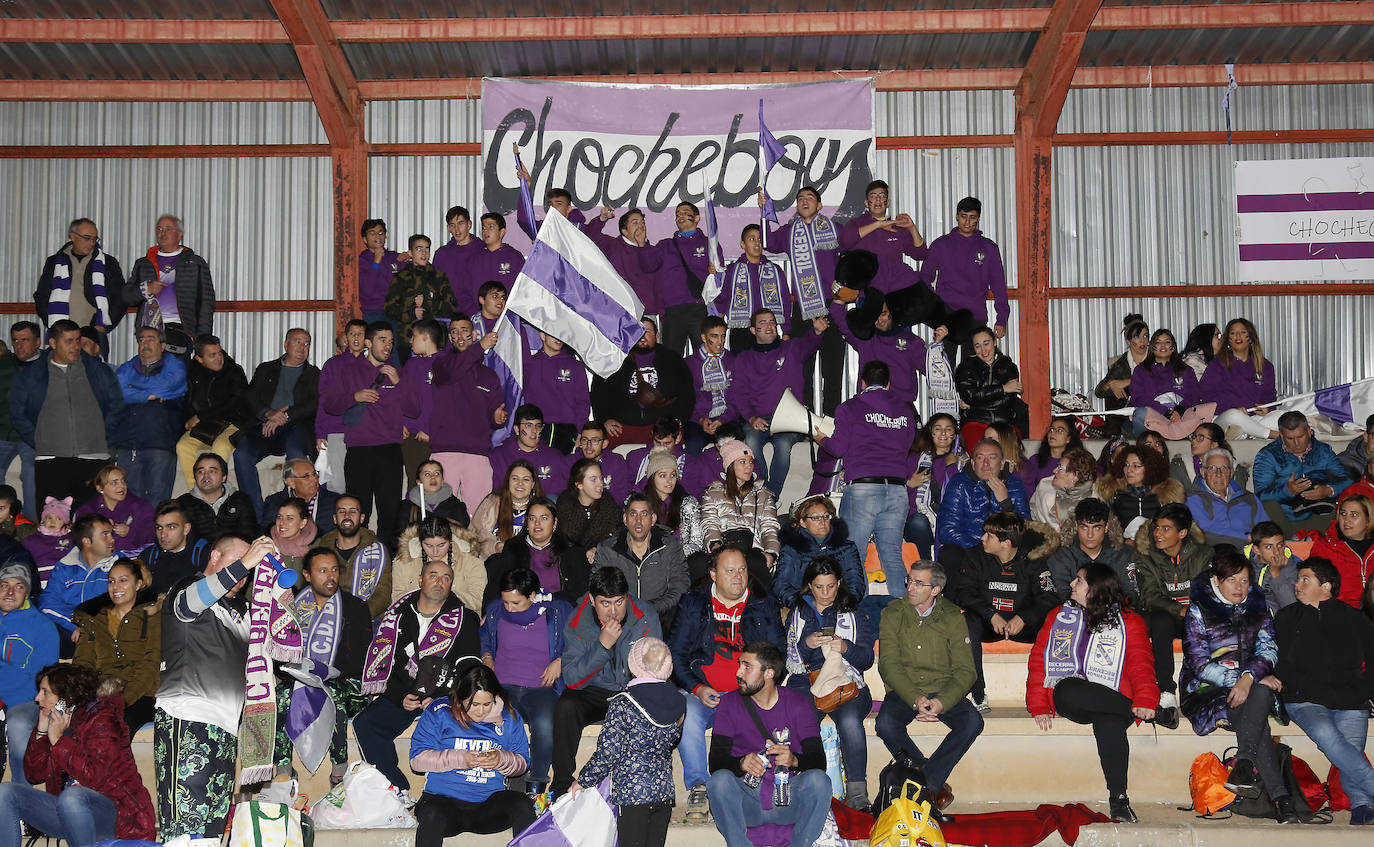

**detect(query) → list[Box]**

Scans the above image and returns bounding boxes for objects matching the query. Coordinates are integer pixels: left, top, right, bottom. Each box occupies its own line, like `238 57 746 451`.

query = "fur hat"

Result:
716 438 753 474
834 250 879 292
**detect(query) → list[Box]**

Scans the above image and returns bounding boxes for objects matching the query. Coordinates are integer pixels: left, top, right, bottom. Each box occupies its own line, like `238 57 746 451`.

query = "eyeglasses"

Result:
1123 462 1144 470
519 422 546 431
1203 465 1231 473
908 580 934 589
802 514 832 522
1189 432 1211 441
292 471 319 479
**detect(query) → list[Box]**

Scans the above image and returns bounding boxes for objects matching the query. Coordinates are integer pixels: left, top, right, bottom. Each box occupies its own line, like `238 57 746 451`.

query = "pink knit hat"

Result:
628 637 673 681
41 496 72 525
716 437 753 474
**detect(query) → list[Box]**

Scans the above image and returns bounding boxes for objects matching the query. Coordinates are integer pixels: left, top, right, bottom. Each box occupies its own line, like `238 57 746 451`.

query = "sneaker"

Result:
1109 794 1138 824
1154 692 1180 730
1225 759 1260 798
972 695 991 714
396 788 418 811
1274 795 1300 824
1350 804 1373 825
685 785 710 822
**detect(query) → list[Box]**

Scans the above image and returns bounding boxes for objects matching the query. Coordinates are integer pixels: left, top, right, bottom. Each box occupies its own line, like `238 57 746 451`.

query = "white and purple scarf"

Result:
241 562 302 784
362 591 465 694
278 590 344 774
788 215 837 319
701 353 729 417
725 259 784 328
48 247 113 328
348 541 388 602
1042 603 1127 691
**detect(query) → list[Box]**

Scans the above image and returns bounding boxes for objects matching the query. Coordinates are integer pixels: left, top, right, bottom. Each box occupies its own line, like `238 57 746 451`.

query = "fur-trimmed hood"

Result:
778 517 852 553
73 586 160 619
1022 520 1062 562
1094 474 1185 505
1056 512 1126 549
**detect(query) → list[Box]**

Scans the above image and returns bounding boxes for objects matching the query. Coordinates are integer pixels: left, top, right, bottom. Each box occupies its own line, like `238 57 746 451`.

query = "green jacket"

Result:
1134 520 1214 618
72 590 162 706
383 264 457 343
878 594 975 710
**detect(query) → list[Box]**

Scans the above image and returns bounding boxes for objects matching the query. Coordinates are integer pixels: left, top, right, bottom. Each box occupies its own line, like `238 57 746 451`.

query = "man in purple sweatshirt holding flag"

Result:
815 360 917 595
584 207 665 321
427 318 509 514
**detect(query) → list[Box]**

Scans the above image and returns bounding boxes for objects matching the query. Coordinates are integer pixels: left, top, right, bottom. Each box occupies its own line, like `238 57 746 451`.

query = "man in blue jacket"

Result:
0 560 59 782
667 545 783 822
9 319 123 508
936 437 1030 583
113 326 187 504
552 566 661 798
1252 411 1351 537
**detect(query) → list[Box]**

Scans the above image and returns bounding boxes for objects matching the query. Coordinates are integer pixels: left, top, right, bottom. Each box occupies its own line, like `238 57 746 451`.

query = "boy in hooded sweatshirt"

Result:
573 637 685 847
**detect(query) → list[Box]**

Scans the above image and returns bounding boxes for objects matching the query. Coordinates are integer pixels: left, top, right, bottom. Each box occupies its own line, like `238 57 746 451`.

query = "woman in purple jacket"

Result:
1200 319 1279 440
1126 330 1212 440
72 465 155 555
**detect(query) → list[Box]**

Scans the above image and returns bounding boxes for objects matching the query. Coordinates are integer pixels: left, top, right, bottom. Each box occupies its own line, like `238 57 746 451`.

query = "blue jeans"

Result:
1286 701 1374 808
354 696 423 791
0 440 36 520
707 768 831 847
785 677 872 782
233 422 314 522
839 482 908 593
6 701 39 783
903 511 934 560
0 783 116 847
505 684 558 783
875 692 985 791
743 428 802 497
679 690 718 790
1122 407 1149 438
116 447 176 505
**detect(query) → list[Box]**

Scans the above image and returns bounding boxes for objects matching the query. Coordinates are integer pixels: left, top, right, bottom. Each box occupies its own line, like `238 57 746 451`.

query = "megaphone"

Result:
771 388 835 439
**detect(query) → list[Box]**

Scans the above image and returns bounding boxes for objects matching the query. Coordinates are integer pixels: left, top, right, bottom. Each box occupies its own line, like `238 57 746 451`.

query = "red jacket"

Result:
1025 605 1159 718
1309 527 1372 608
24 695 156 841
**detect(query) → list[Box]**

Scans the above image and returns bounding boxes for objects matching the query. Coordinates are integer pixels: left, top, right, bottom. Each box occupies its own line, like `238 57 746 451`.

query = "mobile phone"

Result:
54 700 68 715
820 626 836 637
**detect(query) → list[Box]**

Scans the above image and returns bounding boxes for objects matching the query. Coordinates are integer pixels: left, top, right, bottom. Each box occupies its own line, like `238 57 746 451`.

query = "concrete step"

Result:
301 801 1374 847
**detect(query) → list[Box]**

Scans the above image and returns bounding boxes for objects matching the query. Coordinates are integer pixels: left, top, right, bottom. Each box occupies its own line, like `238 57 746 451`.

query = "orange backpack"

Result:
1189 752 1237 816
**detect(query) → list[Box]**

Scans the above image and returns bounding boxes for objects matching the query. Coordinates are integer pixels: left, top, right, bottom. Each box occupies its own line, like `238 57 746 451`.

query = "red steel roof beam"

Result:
0 18 289 43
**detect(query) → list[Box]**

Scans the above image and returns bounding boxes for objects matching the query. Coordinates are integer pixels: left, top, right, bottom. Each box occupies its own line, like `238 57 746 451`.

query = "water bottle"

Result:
742 753 764 790
773 764 790 806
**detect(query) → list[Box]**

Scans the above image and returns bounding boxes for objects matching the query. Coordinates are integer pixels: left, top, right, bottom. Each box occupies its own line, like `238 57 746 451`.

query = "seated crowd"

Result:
0 189 1370 847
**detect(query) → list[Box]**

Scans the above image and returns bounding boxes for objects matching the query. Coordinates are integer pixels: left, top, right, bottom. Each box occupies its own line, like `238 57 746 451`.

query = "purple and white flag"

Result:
510 777 617 847
487 310 525 446
514 148 539 241
1236 156 1374 281
505 209 645 379
758 100 784 225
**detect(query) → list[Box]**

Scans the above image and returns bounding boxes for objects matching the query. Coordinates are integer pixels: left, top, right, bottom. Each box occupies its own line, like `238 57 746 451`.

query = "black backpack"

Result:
1225 743 1332 824
873 756 933 816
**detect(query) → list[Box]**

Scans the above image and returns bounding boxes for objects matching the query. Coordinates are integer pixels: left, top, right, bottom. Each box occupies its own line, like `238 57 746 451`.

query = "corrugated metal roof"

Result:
0 42 304 81
1080 25 1374 67
0 0 280 19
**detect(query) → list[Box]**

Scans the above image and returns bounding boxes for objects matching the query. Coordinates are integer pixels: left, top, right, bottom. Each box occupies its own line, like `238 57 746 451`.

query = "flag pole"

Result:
758 100 766 252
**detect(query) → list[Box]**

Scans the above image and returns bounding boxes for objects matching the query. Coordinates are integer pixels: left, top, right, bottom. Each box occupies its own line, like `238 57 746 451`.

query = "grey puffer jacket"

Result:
593 526 689 620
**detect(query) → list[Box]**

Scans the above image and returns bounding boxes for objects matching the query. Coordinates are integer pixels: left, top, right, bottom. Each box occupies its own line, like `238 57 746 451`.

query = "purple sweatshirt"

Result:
516 204 586 242
359 249 408 312
489 441 570 492
685 348 735 423
585 220 666 315
683 446 724 498
432 237 483 316
1129 361 1202 416
595 450 632 506
73 494 155 553
429 345 504 455
523 347 590 426
712 687 822 809
714 256 791 327
1199 357 1277 413
316 351 366 438
654 230 717 308
466 244 525 308
825 385 917 482
401 353 437 436
321 356 419 448
920 228 1008 326
766 218 838 296
728 331 826 422
838 213 928 294
829 300 927 402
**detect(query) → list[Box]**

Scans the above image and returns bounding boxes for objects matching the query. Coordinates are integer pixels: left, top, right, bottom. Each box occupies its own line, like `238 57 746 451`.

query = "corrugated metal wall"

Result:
2 87 1368 408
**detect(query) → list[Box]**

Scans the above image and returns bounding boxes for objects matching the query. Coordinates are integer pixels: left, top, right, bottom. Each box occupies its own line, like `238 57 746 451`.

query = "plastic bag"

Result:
821 724 845 799
226 802 314 847
309 761 417 829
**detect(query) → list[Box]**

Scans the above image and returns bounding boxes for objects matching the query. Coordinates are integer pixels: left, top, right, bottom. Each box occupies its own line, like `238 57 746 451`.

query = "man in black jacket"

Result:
34 218 126 358
950 511 1057 711
1271 558 1374 823
667 545 784 821
175 334 248 491
124 214 215 356
590 318 693 448
177 453 258 541
352 558 479 803
233 329 320 515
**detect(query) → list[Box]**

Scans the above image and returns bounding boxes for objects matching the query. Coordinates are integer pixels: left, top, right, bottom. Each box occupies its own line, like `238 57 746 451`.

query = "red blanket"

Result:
831 799 1108 846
